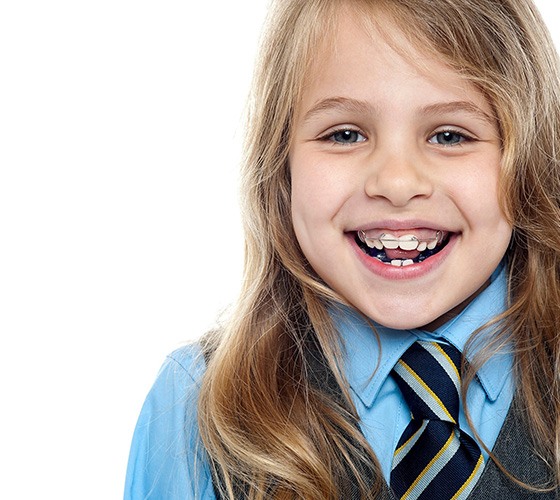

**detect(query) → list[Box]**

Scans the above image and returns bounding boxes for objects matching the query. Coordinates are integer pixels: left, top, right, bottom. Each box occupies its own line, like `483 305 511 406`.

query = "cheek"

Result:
447 158 505 220
291 172 326 212
290 156 337 223
290 153 351 260
290 157 316 244
291 151 358 212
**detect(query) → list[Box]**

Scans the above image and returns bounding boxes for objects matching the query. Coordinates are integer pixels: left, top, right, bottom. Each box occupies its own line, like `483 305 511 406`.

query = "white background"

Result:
1 1 558 498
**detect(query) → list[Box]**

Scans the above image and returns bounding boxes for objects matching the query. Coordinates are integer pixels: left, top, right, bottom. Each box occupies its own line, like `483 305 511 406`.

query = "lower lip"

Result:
349 233 458 280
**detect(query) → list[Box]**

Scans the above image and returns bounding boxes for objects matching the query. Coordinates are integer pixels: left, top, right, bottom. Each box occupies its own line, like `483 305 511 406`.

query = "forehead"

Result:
297 10 491 118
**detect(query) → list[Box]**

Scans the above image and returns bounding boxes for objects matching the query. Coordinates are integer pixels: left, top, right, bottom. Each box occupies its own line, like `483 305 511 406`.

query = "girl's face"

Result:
289 15 512 330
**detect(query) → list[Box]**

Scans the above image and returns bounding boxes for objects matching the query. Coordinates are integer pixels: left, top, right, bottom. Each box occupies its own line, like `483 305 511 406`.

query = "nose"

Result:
364 148 433 207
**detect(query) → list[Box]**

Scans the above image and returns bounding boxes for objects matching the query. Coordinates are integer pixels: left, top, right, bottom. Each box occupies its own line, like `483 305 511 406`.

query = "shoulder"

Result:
124 343 216 499
138 343 207 420
164 342 208 387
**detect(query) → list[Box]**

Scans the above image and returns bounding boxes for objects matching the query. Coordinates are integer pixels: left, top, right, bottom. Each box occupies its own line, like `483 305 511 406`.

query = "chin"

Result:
363 304 446 331
375 317 434 331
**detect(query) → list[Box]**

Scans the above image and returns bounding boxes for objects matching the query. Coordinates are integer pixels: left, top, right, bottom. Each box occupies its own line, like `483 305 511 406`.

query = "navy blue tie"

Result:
390 341 484 499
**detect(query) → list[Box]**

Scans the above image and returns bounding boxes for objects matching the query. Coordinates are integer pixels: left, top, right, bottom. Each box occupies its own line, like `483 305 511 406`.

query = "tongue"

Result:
384 248 421 260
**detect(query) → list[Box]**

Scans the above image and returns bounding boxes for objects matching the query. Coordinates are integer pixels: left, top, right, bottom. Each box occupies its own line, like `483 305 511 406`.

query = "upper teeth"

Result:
359 231 443 251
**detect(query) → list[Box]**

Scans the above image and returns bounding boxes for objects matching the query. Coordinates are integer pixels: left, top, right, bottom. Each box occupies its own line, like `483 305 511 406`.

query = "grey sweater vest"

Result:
206 339 559 498
210 393 558 498
379 395 558 499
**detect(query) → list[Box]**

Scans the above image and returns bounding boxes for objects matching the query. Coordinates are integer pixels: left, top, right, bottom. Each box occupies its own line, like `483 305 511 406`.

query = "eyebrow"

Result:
420 101 495 125
302 97 377 123
302 96 495 125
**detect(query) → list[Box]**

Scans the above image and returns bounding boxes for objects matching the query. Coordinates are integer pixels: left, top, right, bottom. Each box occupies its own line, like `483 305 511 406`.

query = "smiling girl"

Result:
125 1 560 498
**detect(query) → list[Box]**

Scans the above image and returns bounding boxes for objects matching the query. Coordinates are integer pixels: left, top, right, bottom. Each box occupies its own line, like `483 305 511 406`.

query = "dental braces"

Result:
358 229 443 251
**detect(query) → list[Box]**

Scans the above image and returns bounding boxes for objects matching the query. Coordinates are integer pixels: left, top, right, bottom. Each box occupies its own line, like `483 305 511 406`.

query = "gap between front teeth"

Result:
358 230 442 251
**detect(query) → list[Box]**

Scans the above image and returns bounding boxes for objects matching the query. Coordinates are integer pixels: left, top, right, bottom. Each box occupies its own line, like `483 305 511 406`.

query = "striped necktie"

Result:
390 340 484 500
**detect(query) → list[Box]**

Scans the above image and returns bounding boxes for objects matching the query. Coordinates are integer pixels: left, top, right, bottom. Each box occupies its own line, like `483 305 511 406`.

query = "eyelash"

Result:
318 127 476 146
318 127 367 145
428 129 475 147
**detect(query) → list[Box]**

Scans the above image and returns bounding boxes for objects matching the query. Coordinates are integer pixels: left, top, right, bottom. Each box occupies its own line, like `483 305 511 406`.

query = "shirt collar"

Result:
332 262 512 408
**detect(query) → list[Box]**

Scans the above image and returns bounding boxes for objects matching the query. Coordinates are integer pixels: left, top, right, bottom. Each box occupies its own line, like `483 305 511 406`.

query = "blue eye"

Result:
328 129 367 144
428 131 468 146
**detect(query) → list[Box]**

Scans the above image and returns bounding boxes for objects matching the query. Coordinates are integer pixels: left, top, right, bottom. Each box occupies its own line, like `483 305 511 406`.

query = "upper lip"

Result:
351 219 454 233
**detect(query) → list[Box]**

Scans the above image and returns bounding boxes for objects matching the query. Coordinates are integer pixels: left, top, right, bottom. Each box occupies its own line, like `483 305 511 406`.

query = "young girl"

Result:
125 0 560 498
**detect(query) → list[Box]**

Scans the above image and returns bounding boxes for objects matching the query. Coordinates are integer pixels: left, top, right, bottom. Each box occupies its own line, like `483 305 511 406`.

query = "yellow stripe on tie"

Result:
401 430 456 500
393 420 429 468
400 360 456 423
432 342 460 382
451 454 484 500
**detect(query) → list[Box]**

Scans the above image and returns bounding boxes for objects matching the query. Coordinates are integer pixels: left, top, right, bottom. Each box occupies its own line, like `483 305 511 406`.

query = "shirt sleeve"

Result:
124 346 216 500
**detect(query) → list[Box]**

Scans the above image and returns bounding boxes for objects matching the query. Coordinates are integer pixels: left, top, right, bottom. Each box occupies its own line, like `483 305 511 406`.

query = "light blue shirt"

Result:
125 344 213 499
334 263 513 479
124 264 513 499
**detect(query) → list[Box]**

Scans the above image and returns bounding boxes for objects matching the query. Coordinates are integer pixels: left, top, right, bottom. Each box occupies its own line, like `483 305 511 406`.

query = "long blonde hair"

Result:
198 1 560 498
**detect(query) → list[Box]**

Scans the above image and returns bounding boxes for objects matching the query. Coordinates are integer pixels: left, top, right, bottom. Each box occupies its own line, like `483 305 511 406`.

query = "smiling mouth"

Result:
355 229 451 267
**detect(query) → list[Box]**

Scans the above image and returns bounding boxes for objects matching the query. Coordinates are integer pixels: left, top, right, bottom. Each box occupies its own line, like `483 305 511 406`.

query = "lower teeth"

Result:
390 259 414 267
